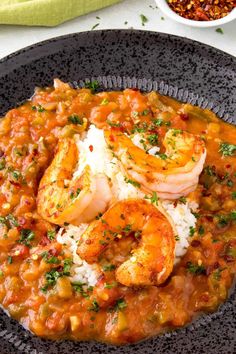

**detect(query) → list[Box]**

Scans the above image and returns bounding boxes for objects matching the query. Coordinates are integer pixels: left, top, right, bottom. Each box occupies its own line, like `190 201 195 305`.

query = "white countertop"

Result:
0 0 235 60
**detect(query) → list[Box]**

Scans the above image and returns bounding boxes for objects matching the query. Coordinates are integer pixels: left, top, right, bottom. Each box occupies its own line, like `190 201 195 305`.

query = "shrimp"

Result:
77 199 175 287
104 128 206 200
37 138 111 226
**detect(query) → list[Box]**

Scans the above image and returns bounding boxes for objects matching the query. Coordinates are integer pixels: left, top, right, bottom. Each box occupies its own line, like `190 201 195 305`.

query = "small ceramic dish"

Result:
156 0 236 28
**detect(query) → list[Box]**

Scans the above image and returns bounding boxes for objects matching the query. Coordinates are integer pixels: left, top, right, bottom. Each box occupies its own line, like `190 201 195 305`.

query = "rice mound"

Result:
57 125 199 286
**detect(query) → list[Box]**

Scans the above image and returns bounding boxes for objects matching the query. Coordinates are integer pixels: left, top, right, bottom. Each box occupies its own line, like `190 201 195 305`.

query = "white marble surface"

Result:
0 0 235 59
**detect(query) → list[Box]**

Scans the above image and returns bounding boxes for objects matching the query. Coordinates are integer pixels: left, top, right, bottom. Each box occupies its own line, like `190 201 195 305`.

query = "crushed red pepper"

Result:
167 0 236 21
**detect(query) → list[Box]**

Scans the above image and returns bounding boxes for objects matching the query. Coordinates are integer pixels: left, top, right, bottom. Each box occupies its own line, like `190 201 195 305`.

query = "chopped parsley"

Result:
41 268 61 293
124 177 141 188
0 214 18 228
91 23 100 31
19 229 35 247
70 188 81 199
152 118 171 127
88 300 100 312
107 120 121 128
147 134 158 146
115 298 127 311
68 114 83 125
179 196 187 204
41 258 73 293
47 230 56 241
85 80 99 92
140 14 148 26
158 153 168 160
145 192 159 206
189 226 195 237
219 142 236 157
102 264 116 272
32 104 46 112
72 282 92 298
198 225 205 236
216 28 223 34
104 282 117 289
186 262 206 275
41 252 60 264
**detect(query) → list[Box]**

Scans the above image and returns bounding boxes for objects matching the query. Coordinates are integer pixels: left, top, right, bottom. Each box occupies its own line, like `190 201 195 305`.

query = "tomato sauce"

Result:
0 79 235 344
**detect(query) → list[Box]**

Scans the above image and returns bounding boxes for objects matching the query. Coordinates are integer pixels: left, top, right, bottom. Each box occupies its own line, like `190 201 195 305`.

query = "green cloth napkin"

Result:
0 0 122 26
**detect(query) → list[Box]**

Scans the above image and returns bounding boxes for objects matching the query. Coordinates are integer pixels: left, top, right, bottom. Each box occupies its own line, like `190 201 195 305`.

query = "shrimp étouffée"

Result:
105 128 206 200
77 199 175 287
37 138 111 226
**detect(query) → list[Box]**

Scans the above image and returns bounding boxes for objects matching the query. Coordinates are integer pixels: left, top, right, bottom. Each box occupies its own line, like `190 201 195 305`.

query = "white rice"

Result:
56 125 199 287
57 224 99 287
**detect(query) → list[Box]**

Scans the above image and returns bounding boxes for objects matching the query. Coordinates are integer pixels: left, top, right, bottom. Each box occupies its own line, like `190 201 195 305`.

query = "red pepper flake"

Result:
167 0 236 21
89 145 94 152
180 113 189 121
226 164 231 168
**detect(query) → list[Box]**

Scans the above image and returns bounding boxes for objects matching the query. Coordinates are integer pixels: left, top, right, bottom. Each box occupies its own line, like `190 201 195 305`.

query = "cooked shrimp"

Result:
37 138 111 226
77 199 175 287
104 128 206 200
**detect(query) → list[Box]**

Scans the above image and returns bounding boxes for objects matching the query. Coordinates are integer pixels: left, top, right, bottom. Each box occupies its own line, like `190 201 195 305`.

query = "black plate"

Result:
0 30 235 354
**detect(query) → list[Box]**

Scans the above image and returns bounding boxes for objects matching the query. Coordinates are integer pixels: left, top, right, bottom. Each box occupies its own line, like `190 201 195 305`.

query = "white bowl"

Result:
156 0 236 27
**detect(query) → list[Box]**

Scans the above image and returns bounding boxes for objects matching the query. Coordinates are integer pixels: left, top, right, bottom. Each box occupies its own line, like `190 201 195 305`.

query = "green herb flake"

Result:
115 298 127 311
91 23 100 31
232 192 236 200
85 80 99 92
19 229 35 247
186 262 206 275
158 153 168 160
147 134 158 146
179 196 187 204
216 28 223 34
68 114 83 125
47 230 56 241
102 264 116 272
140 14 148 26
88 300 100 312
189 226 195 237
145 192 159 206
104 282 117 289
219 142 236 157
198 225 205 236
124 177 141 188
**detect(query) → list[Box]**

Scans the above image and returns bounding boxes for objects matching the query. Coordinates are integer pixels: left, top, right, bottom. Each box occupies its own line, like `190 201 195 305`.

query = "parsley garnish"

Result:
102 264 116 272
216 28 223 34
85 80 99 92
140 14 148 26
198 225 205 236
47 230 56 240
32 104 46 112
88 300 100 312
147 134 158 146
19 229 35 247
124 177 141 188
219 142 236 157
186 262 206 275
189 226 195 237
115 298 127 310
68 114 83 125
179 196 187 204
145 192 159 206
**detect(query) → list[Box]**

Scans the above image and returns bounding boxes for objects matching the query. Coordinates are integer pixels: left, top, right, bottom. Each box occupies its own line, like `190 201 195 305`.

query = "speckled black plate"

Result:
0 30 236 354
